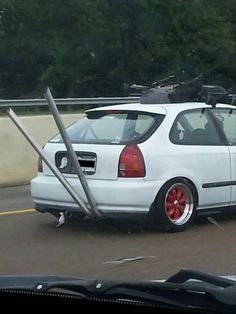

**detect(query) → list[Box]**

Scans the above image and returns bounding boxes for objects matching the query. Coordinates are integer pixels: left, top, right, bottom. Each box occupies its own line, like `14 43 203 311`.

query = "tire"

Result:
150 178 197 232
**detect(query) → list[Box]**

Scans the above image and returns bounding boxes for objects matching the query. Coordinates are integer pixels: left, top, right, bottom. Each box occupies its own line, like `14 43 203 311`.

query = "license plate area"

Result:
55 151 97 175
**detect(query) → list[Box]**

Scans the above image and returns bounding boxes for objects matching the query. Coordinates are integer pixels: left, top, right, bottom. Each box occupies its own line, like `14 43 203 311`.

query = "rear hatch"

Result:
42 109 165 180
43 143 123 180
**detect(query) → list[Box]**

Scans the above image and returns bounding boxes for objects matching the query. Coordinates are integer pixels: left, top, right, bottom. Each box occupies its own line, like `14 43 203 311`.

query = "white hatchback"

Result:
31 102 236 231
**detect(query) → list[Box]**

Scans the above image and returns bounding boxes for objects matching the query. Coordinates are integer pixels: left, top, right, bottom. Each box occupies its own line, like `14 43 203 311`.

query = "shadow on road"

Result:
43 212 236 235
57 216 156 234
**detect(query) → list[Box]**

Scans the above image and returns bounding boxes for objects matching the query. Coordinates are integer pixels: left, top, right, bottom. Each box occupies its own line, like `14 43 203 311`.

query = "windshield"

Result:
0 1 236 311
50 111 164 144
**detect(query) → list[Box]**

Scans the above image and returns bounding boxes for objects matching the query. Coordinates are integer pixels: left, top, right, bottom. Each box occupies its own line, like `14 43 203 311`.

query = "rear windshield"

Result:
50 110 165 145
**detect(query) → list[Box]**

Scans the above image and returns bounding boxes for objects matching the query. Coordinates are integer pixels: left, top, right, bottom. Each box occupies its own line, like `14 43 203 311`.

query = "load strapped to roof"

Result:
130 75 236 107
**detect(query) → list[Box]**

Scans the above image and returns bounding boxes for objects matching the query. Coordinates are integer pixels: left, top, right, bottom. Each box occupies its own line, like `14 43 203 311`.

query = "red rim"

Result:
165 188 187 220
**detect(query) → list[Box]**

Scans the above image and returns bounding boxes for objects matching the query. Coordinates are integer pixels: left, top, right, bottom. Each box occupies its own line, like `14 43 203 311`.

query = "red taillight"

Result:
118 145 146 178
38 156 43 172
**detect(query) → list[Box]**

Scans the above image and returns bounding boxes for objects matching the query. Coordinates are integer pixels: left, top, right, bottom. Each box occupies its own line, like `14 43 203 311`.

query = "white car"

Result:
31 101 236 231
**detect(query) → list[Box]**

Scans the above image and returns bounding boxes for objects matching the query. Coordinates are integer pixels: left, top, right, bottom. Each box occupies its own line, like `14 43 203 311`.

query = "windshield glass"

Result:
0 1 236 309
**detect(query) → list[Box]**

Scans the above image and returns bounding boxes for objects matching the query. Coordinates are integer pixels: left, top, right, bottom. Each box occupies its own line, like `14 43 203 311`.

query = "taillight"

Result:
38 156 43 172
118 145 146 177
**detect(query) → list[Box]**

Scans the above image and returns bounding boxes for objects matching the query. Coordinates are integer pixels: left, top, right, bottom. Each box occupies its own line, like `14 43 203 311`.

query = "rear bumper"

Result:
31 174 165 215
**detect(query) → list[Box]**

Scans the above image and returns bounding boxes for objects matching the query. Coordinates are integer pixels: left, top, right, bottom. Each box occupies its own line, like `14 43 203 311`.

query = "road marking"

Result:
0 209 35 216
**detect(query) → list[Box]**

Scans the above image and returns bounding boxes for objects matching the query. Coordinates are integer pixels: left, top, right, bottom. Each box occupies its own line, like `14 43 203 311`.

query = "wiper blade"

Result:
166 269 235 287
166 269 236 306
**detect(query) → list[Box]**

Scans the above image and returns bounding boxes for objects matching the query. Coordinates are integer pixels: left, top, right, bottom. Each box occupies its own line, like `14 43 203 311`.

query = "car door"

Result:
169 108 231 209
211 108 236 206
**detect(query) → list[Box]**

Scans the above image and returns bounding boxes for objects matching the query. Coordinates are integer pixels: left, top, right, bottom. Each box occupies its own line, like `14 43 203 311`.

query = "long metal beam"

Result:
7 108 94 218
44 88 101 218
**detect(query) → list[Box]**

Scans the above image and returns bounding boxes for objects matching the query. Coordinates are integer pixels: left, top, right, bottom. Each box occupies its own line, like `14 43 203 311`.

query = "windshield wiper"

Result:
0 270 235 313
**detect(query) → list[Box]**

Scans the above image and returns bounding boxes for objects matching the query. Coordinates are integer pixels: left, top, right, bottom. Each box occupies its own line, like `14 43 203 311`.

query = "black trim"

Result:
55 151 97 175
202 181 236 188
197 205 236 216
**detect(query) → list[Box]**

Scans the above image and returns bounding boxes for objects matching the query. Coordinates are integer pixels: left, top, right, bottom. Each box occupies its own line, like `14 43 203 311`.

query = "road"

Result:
0 185 33 211
0 185 235 281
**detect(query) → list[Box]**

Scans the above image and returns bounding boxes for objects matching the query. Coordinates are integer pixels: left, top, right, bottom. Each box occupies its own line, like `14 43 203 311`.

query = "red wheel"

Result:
165 183 194 225
150 179 197 232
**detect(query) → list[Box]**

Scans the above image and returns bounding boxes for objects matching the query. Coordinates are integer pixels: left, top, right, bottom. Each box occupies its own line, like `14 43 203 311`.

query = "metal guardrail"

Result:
0 97 140 108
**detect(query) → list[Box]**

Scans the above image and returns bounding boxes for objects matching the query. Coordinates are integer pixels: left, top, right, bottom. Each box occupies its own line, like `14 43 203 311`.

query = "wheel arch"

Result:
149 176 199 231
153 176 199 208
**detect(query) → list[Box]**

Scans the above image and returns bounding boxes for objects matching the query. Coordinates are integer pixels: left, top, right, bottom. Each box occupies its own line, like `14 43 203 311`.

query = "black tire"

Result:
150 178 197 232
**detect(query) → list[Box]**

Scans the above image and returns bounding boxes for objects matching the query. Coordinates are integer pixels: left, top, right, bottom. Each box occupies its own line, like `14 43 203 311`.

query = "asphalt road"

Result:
0 185 235 281
0 185 33 211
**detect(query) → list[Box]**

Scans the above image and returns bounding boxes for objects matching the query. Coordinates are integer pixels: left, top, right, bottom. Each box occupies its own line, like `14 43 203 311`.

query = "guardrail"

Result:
0 97 140 108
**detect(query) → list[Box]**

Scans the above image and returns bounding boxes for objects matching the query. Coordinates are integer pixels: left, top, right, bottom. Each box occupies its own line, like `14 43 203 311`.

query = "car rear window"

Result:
50 110 165 145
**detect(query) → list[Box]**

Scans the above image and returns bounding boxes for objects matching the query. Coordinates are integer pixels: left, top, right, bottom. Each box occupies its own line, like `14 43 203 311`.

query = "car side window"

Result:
212 109 236 146
170 109 221 145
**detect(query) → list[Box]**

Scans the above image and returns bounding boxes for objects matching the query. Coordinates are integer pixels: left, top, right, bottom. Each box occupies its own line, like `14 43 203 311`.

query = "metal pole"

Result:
44 87 102 218
7 108 93 218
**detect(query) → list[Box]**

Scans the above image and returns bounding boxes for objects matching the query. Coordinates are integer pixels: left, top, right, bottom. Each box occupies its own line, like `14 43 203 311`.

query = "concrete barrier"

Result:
0 113 84 187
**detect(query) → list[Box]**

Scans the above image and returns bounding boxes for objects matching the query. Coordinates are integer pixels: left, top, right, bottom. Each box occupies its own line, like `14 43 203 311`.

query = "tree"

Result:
0 0 235 98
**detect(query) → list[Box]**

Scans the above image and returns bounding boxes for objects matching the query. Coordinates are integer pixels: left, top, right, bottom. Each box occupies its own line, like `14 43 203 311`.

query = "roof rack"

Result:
130 75 235 107
200 85 228 107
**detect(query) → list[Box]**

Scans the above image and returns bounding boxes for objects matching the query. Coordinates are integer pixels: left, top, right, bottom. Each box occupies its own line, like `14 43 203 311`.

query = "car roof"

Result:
86 102 235 115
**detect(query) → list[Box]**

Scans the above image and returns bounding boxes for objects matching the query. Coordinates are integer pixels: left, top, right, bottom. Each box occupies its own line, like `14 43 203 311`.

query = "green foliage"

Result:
0 0 235 98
